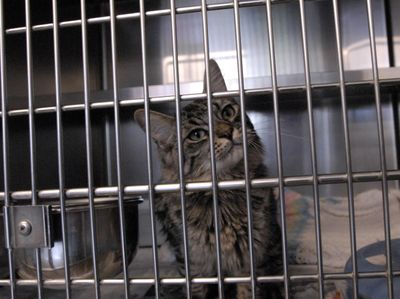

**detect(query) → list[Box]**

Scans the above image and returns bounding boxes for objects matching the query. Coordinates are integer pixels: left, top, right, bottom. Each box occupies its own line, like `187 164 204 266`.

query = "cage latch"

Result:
3 205 53 249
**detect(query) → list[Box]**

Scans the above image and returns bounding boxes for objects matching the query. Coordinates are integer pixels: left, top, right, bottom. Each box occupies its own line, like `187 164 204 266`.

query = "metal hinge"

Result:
3 205 53 249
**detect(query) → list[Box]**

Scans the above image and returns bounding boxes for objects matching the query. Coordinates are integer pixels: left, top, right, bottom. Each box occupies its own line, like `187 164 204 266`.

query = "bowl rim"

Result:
51 196 143 213
0 196 143 215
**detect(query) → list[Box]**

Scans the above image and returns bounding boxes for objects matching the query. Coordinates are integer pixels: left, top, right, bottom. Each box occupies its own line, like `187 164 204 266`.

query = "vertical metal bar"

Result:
138 1 160 297
383 0 395 68
331 1 359 298
365 1 394 298
264 1 290 298
51 0 71 297
99 12 113 186
390 94 400 179
382 0 400 184
24 0 44 297
108 0 130 297
80 0 101 298
382 0 400 185
0 1 16 297
298 1 324 298
200 1 225 298
232 1 256 298
100 4 109 92
169 1 192 298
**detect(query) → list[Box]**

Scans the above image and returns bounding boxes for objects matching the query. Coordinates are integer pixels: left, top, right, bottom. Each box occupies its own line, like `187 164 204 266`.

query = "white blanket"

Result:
284 188 400 270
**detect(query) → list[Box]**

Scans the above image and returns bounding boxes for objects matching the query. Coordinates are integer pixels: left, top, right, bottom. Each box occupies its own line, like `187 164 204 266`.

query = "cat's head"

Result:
134 60 263 181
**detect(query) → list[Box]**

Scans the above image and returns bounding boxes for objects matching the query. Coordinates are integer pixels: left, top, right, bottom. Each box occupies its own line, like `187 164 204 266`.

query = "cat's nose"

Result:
216 122 233 139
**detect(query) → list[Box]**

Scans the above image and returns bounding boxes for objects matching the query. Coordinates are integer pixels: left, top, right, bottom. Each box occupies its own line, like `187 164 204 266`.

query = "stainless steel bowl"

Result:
14 197 141 281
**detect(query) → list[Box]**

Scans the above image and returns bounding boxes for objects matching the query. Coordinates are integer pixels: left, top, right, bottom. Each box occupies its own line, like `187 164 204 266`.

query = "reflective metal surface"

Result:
6 205 52 249
14 198 140 282
0 0 399 199
0 0 399 297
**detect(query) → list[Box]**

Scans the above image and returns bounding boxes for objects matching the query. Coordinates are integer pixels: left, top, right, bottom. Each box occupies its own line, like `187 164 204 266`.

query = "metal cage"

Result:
0 0 399 298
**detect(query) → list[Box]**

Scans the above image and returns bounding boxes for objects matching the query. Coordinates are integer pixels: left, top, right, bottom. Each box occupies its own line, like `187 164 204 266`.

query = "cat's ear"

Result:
203 59 227 93
134 109 176 146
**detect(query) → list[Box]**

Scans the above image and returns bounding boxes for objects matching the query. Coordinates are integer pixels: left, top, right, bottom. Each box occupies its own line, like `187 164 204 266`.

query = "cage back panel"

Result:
0 0 400 298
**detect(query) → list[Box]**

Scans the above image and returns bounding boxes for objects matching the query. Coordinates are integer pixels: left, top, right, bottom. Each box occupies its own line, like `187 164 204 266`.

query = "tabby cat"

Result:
134 60 282 299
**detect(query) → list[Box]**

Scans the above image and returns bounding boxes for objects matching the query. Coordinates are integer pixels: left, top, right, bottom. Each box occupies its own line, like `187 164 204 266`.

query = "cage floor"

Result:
0 246 344 299
0 247 162 299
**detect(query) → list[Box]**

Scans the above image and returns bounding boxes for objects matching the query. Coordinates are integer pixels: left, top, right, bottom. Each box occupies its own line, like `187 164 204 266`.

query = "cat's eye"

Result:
188 129 207 141
222 105 236 120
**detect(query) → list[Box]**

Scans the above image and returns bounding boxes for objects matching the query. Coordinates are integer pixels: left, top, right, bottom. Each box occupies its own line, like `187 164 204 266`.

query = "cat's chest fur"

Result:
156 188 273 275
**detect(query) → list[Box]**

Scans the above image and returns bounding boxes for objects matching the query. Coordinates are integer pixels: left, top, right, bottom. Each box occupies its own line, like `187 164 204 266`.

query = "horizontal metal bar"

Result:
0 270 398 287
1 78 400 118
1 170 400 201
3 0 338 35
270 0 328 3
4 1 268 35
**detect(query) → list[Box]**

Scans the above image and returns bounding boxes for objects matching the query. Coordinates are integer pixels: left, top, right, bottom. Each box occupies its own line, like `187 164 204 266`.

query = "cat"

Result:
134 59 283 299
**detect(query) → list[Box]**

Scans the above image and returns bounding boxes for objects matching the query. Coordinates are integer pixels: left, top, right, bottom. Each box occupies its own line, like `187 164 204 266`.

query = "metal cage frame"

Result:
0 0 399 298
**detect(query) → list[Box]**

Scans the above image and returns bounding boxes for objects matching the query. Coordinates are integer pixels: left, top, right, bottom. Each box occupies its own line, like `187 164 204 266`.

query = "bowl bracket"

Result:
3 205 53 249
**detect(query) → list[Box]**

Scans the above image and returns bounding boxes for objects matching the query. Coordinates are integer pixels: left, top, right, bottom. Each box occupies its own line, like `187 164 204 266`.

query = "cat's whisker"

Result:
248 140 265 155
252 119 292 125
255 127 303 135
250 146 264 156
252 130 309 141
246 130 259 137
